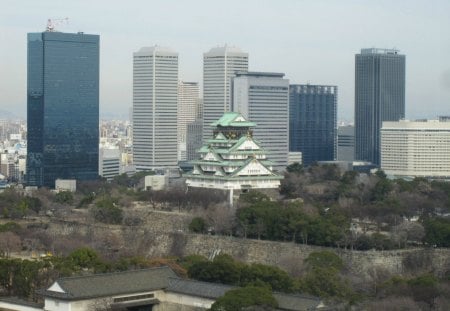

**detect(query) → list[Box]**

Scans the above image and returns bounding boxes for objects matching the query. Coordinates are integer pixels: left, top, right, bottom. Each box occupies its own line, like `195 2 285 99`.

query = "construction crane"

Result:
46 18 69 32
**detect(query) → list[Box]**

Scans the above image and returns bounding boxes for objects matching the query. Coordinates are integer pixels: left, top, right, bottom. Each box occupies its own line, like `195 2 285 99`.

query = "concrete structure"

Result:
355 48 405 166
55 179 76 192
337 125 355 162
185 112 283 205
232 71 289 170
381 119 450 180
202 45 248 143
133 46 178 171
186 119 203 161
288 152 302 165
177 81 199 161
99 148 120 181
26 31 99 187
289 84 337 166
144 174 169 190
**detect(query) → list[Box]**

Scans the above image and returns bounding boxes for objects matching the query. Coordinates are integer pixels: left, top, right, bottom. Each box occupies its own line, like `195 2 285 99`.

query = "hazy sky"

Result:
1 0 449 121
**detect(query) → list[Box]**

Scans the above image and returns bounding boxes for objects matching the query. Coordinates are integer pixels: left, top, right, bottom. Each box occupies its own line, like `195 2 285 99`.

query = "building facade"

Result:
99 148 120 181
26 32 99 187
232 72 289 170
202 46 248 143
337 125 355 162
289 85 337 166
132 46 178 171
186 119 203 161
177 81 199 161
381 120 450 180
355 48 405 166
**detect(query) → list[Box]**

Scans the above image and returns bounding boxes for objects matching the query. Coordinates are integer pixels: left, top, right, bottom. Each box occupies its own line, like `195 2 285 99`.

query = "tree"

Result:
305 251 344 271
90 198 123 224
0 232 21 257
422 217 450 247
210 286 278 311
188 217 207 233
54 191 74 204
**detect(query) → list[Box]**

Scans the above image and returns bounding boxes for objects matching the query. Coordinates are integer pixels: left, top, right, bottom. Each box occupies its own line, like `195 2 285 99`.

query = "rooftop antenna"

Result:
46 18 69 32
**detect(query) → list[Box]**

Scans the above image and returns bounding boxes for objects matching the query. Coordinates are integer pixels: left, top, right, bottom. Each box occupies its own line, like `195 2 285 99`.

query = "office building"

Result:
232 72 289 170
99 148 120 181
26 31 99 187
289 85 337 166
381 119 450 180
132 46 178 171
202 45 248 142
186 119 203 161
355 48 405 166
337 125 355 162
177 81 199 161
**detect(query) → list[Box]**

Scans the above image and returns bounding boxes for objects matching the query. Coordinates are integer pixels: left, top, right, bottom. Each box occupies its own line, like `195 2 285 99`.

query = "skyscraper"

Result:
232 72 289 170
132 46 178 171
177 81 199 161
355 48 405 166
289 85 337 166
26 31 99 187
202 45 248 142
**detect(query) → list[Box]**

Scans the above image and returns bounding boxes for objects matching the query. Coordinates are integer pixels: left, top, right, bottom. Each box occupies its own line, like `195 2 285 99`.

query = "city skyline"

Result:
1 0 449 121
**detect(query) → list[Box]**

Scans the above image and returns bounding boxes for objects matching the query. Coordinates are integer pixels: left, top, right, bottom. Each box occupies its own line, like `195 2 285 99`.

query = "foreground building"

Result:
0 267 323 311
132 46 178 171
355 48 405 166
185 112 283 205
232 71 290 170
381 119 450 180
289 84 337 166
26 31 99 187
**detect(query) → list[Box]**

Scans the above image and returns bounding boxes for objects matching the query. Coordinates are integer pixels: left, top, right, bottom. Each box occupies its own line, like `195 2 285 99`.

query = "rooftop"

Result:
360 48 401 55
38 266 176 300
235 71 285 78
204 45 248 57
210 112 256 127
135 45 178 55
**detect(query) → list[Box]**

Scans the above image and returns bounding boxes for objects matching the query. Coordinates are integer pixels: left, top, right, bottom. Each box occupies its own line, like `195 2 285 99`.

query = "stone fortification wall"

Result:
35 210 450 279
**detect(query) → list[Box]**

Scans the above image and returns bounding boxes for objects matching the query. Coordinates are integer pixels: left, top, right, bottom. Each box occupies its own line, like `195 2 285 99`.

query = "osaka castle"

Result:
184 112 283 205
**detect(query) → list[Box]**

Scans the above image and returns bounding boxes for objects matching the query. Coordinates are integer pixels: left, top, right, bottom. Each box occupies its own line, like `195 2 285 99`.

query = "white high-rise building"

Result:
178 81 199 161
132 46 178 171
232 72 290 170
381 119 450 180
202 45 248 142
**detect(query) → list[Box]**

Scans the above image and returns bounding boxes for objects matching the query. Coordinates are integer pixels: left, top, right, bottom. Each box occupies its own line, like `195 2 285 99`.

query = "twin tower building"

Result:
132 45 291 173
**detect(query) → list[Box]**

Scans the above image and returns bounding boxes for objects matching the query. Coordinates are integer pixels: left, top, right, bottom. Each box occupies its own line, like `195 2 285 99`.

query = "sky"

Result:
0 0 449 121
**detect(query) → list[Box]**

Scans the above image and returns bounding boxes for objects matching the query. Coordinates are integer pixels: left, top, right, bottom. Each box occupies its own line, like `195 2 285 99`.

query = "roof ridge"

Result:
168 277 236 289
57 266 171 282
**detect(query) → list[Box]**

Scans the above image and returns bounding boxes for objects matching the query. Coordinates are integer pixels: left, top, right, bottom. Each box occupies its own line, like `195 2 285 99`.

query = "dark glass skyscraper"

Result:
26 32 99 187
289 85 337 166
355 48 405 166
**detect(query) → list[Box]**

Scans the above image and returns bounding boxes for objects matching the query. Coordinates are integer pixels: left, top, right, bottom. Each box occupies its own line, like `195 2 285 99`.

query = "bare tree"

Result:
0 232 21 257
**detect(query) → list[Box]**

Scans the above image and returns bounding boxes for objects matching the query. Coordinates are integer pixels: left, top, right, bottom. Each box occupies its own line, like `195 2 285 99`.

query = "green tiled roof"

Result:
210 112 256 127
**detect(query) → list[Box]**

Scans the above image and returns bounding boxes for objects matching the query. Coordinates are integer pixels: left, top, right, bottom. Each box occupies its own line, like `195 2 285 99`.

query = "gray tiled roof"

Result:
38 267 176 300
167 277 236 299
167 278 322 311
273 292 321 311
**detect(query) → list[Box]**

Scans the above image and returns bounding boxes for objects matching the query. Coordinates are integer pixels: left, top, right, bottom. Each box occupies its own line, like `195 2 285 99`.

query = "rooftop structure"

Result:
0 266 323 311
185 112 283 205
